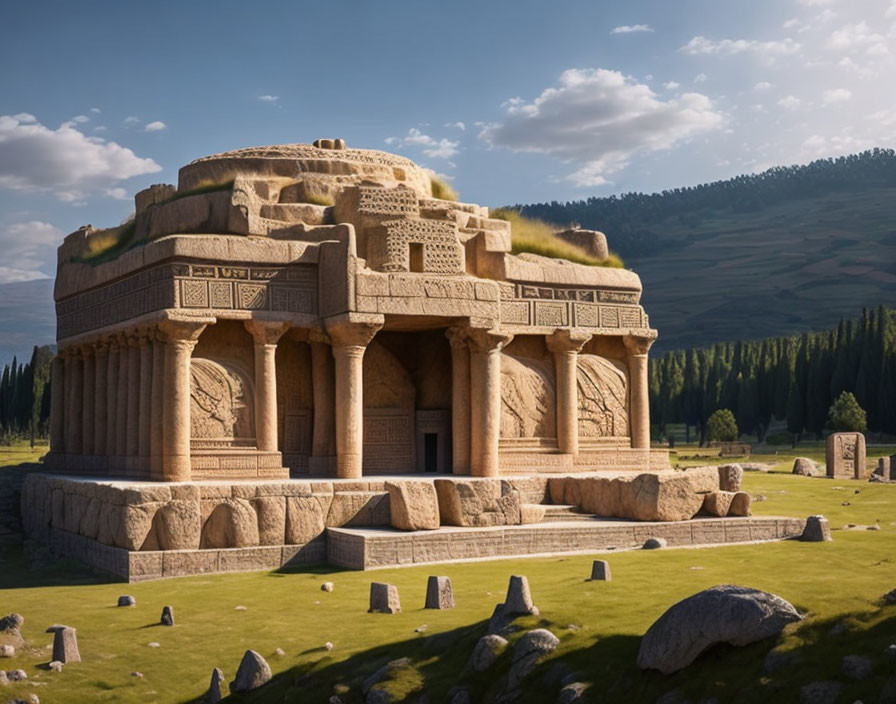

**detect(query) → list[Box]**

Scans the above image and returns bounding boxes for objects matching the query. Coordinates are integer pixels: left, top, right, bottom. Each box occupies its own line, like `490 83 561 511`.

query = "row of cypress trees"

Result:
0 345 53 445
649 305 896 443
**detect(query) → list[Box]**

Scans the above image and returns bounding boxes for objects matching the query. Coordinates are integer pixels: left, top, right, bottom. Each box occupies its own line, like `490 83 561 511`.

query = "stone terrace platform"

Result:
327 516 807 570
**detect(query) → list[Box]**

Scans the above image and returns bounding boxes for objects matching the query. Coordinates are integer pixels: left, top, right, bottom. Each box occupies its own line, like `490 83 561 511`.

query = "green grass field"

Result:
2 445 896 703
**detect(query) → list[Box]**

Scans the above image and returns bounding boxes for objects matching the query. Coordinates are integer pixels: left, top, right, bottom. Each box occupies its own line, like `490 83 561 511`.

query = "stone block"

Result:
801 515 832 542
200 499 259 549
251 496 286 545
520 504 546 524
826 432 867 479
728 492 752 517
285 496 327 544
702 491 735 517
369 582 401 613
52 626 80 663
504 575 536 616
385 481 439 530
717 464 743 492
590 560 611 581
424 576 455 609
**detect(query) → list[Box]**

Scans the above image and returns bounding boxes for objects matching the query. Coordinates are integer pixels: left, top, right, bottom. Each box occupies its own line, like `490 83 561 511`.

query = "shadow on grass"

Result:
0 541 119 590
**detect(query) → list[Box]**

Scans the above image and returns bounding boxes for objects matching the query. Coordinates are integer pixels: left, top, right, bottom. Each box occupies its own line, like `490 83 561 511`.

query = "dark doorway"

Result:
424 433 438 472
409 243 425 272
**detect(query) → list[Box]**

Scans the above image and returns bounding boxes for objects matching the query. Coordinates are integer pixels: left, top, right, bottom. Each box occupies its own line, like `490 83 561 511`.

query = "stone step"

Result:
542 504 594 522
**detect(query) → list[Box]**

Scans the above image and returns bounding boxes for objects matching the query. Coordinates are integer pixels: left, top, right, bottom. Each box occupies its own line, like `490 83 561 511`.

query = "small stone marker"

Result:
0 644 14 657
8 668 27 681
208 667 225 704
801 515 832 542
49 660 63 672
643 537 667 550
160 606 174 626
51 626 81 664
424 576 455 609
117 595 135 607
369 582 401 614
890 454 896 481
321 581 334 592
504 575 537 616
826 432 867 479
875 457 890 479
229 649 271 693
590 560 611 581
792 457 818 476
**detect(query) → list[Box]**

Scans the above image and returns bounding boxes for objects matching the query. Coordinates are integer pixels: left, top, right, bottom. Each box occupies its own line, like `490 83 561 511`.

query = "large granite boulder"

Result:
434 479 521 527
201 499 259 548
386 481 439 530
792 458 819 477
229 650 271 693
637 585 802 673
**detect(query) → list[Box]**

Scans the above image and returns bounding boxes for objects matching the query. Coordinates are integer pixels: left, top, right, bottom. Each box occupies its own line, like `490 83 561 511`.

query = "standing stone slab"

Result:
801 515 832 542
875 457 891 479
424 576 454 609
590 560 611 581
229 649 271 693
504 575 537 616
160 606 174 626
890 454 896 481
208 667 225 704
52 626 81 664
369 582 401 614
117 595 135 607
826 432 866 479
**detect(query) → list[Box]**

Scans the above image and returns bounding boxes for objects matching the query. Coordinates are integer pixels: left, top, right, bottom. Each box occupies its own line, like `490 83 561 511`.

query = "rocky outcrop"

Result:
637 585 802 674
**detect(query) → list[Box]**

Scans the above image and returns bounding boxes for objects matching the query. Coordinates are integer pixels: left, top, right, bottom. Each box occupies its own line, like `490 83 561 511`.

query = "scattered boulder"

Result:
0 645 14 658
369 583 401 614
229 650 271 693
51 626 80 664
507 628 560 690
643 537 667 550
325 641 334 651
7 669 27 681
799 681 843 704
842 654 872 680
321 581 334 592
792 458 819 477
801 515 832 542
468 634 508 672
117 595 135 607
728 492 752 517
424 576 454 610
385 481 440 530
557 682 588 703
208 667 225 704
49 661 63 673
702 491 735 517
740 463 771 472
160 606 174 626
717 464 743 492
0 670 7 685
590 560 611 581
147 642 160 648
0 615 23 632
362 657 413 702
637 585 803 674
504 575 537 616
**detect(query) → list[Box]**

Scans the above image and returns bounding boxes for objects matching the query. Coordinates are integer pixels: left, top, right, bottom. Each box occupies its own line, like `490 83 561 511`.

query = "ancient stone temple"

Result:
45 139 666 482
24 141 806 580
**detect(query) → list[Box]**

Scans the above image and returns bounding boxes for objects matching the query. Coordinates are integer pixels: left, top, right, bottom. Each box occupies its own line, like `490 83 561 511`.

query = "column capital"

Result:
93 338 110 356
445 326 469 350
244 319 290 346
326 315 383 348
623 333 656 356
159 318 207 344
307 328 331 345
546 329 591 354
466 328 513 354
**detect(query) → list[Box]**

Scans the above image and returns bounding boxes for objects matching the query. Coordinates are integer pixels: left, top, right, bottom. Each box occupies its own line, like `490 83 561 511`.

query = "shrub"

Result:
430 176 458 202
827 391 867 432
707 409 739 442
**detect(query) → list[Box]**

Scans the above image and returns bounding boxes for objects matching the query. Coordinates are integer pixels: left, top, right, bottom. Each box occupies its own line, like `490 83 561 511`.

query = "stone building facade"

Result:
46 140 668 483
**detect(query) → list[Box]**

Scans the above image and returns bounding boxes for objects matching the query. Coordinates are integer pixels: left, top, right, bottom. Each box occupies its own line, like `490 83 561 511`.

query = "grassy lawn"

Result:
0 440 48 468
1 447 896 702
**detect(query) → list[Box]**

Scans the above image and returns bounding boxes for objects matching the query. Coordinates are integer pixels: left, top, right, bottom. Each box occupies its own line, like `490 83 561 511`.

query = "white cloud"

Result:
887 1 896 19
694 73 708 83
663 81 681 90
680 36 800 56
71 115 89 124
798 0 836 6
257 95 280 105
753 81 774 91
611 24 654 34
0 114 161 201
478 68 725 187
777 95 802 109
827 21 886 51
782 18 802 30
93 126 107 133
823 88 852 103
144 121 166 132
123 116 140 126
0 221 63 283
387 128 460 159
105 187 129 200
445 121 466 131
90 107 101 114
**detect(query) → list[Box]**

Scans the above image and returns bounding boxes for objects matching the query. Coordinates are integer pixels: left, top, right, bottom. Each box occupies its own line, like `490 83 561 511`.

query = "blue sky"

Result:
1 0 894 284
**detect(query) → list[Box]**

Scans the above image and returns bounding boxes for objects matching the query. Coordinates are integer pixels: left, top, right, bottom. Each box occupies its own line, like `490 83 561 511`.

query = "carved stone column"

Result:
105 338 120 458
327 318 382 479
93 342 108 462
126 335 141 462
244 320 291 453
546 330 591 455
624 335 655 450
467 329 513 477
159 320 207 482
115 335 129 460
138 332 153 472
309 330 335 471
49 355 65 454
81 345 95 456
63 348 83 456
446 327 471 474
149 331 165 479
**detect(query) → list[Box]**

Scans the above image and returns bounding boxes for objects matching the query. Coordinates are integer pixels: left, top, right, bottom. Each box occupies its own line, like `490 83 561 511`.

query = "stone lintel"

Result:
324 313 384 347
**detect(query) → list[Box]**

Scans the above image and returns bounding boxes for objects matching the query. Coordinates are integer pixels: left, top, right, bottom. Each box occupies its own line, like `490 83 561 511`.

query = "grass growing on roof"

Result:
3 445 896 701
429 176 458 202
492 208 624 268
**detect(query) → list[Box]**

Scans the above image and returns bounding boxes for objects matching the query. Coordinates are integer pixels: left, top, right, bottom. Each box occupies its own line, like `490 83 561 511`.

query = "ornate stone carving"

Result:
577 355 629 438
500 354 557 439
190 358 255 445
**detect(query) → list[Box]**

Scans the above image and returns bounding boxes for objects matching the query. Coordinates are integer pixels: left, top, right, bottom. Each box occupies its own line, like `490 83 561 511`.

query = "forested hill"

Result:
509 149 896 351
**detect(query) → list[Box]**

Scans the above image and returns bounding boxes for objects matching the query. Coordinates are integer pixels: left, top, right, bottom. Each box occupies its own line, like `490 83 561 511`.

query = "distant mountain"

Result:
0 278 55 365
509 149 896 351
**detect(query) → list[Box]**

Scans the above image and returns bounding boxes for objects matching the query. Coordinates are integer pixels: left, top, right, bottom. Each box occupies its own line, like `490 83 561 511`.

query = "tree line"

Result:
649 305 896 444
507 148 896 258
0 346 53 445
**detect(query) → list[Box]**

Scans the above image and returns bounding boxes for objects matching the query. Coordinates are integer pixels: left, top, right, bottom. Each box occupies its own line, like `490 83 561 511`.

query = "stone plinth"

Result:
826 432 867 479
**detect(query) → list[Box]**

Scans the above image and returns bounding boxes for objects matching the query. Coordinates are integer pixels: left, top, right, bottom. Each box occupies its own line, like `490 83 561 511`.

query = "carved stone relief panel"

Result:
499 354 557 439
190 358 255 447
577 354 628 438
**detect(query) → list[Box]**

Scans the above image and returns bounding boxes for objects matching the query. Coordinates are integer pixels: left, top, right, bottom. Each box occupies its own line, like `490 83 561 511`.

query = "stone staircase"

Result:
541 504 594 523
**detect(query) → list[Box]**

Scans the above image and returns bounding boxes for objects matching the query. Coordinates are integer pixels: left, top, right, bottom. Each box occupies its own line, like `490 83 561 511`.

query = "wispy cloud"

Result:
822 88 852 103
258 95 280 106
144 120 166 132
386 128 460 159
0 221 64 283
680 36 800 56
611 24 654 34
